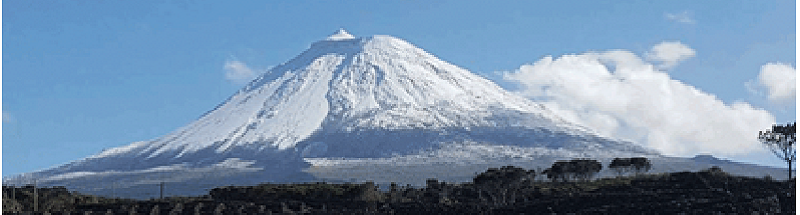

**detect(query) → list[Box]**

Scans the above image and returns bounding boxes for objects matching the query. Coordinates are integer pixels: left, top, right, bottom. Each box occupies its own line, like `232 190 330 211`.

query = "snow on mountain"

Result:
77 29 648 164
4 30 785 198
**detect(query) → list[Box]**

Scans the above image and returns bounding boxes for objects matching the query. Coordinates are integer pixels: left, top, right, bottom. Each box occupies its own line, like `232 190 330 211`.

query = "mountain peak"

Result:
325 28 355 41
100 31 628 156
4 31 675 198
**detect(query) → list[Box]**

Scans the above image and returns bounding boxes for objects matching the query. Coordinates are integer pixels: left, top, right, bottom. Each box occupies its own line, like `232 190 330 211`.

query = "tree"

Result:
544 159 602 182
629 157 651 175
570 159 602 181
544 161 570 182
472 166 531 186
609 157 650 176
609 158 632 176
758 122 796 179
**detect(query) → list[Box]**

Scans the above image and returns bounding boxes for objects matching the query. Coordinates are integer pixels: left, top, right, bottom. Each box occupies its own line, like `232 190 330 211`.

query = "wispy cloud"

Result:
746 62 796 105
665 11 695 24
645 41 696 70
503 43 775 157
224 59 258 85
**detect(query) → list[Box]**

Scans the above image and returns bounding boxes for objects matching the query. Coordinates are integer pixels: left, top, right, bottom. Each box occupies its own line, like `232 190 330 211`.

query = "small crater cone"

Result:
326 28 355 41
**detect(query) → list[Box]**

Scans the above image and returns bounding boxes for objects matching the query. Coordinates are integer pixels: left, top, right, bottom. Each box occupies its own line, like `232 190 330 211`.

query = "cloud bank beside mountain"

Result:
503 42 776 157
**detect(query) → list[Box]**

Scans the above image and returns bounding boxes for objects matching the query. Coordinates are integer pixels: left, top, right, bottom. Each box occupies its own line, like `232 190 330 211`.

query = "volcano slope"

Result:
4 30 785 198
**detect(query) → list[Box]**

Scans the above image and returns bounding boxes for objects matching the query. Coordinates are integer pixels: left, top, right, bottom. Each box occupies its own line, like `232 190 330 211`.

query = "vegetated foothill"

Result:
3 164 794 214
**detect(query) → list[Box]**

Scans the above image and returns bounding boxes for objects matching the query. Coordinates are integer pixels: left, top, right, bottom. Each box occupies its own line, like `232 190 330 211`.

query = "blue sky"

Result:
3 1 795 177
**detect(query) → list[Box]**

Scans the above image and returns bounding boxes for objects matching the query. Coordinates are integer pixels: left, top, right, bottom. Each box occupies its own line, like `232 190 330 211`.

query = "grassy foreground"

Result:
3 167 795 214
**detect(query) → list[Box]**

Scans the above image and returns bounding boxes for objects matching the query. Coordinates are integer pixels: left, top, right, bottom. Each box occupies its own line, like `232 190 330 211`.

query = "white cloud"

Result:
748 62 796 105
224 59 258 85
503 48 775 157
646 41 695 70
665 11 695 24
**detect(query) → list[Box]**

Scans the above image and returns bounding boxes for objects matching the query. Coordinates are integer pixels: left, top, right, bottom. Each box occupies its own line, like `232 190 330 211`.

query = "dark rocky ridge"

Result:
3 167 794 214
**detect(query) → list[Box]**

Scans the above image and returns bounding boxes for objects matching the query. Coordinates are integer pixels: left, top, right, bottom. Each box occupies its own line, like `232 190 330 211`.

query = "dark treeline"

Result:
3 162 794 214
609 157 652 176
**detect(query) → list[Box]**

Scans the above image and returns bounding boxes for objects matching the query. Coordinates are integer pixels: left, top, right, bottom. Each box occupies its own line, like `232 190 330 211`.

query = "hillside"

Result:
3 167 794 214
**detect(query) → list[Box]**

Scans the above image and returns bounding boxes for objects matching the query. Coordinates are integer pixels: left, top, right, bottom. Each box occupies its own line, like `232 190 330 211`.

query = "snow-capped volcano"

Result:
7 30 783 198
78 29 650 166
